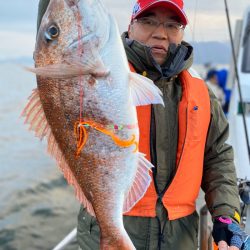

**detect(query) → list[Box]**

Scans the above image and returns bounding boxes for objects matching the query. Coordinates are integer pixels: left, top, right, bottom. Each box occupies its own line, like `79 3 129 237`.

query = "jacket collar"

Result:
122 32 193 82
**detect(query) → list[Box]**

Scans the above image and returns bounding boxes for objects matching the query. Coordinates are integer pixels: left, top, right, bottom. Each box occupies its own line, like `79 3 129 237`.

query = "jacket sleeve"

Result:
201 88 241 220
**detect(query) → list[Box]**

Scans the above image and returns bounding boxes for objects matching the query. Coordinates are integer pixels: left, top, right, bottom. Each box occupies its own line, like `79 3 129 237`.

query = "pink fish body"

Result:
22 0 163 249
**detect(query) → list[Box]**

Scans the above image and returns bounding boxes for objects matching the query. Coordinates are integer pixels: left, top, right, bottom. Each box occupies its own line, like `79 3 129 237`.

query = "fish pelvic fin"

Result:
21 89 96 217
21 89 49 139
123 152 154 213
129 72 164 106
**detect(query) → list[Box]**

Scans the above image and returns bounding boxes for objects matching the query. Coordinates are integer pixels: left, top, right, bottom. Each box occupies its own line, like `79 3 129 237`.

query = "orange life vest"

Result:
124 64 211 220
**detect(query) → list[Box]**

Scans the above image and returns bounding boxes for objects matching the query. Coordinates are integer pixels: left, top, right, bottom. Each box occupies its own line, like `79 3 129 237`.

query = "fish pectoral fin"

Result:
123 152 154 213
24 64 82 79
129 72 164 106
25 56 109 79
65 54 110 78
25 61 109 79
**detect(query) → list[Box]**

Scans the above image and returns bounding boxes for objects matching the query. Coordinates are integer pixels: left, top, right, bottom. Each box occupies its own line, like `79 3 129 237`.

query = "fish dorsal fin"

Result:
123 152 154 213
21 89 95 217
129 72 164 106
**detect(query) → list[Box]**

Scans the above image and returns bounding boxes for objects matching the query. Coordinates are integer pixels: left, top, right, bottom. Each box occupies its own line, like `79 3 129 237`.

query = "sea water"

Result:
0 62 79 250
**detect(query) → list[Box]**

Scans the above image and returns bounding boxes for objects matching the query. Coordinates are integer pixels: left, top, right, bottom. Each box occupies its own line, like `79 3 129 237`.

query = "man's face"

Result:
128 6 185 65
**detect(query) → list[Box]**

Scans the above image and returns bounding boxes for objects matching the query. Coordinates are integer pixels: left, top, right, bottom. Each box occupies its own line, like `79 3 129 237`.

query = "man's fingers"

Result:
218 240 228 249
217 241 240 250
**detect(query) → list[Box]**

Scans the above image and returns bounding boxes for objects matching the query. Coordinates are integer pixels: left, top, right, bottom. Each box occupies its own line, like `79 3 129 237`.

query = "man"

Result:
37 0 248 249
206 69 225 107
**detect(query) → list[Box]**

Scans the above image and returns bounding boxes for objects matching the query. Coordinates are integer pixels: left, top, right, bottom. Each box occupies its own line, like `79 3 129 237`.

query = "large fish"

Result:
22 0 163 249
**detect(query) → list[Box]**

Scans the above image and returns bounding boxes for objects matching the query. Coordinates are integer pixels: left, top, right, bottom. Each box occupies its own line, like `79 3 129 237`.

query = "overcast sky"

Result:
0 0 249 60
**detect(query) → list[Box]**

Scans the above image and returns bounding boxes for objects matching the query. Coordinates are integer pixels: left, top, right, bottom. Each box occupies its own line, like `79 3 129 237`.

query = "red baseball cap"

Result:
131 0 188 25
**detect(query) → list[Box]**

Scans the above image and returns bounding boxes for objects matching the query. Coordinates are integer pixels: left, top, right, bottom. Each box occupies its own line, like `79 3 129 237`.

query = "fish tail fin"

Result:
100 233 136 250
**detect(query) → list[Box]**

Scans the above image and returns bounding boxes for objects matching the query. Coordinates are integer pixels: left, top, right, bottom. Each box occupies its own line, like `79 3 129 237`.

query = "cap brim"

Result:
132 1 188 25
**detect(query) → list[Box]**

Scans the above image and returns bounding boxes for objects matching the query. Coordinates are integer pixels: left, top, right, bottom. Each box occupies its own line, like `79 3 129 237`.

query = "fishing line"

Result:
191 0 198 41
75 4 84 123
71 4 85 157
189 0 202 68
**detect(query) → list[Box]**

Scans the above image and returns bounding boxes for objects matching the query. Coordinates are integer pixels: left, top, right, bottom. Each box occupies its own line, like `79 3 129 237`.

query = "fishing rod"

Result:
224 0 250 164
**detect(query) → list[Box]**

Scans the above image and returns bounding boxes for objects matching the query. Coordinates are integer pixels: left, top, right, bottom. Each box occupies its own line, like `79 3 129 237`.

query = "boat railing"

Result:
52 228 77 250
52 207 215 250
199 205 214 250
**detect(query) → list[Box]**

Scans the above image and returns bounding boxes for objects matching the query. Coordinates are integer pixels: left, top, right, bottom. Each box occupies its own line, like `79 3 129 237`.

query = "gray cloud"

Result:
0 0 39 22
0 0 249 41
185 0 248 14
103 0 250 41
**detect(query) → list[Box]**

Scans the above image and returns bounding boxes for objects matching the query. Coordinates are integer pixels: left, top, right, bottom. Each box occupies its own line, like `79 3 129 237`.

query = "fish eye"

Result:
65 0 75 7
48 25 59 38
45 24 60 42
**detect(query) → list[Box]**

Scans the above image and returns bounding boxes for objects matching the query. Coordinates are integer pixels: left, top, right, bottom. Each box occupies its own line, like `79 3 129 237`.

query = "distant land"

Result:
190 41 231 65
0 41 232 66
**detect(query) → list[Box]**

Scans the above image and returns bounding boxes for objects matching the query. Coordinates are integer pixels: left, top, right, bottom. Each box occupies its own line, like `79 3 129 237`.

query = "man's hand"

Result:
218 240 239 249
212 217 250 250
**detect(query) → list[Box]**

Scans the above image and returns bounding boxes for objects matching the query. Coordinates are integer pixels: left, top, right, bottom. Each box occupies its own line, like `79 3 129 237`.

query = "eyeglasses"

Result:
133 17 185 35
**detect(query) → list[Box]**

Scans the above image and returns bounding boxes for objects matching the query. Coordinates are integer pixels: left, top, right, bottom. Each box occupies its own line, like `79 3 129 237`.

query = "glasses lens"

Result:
135 18 184 35
164 22 183 35
137 17 158 30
